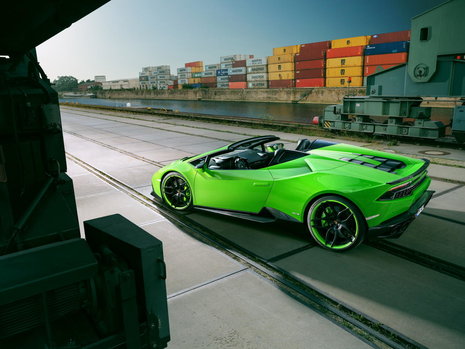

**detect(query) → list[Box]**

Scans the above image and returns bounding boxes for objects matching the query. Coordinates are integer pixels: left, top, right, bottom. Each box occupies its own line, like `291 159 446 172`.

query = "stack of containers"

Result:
268 45 299 88
229 60 247 89
177 66 191 89
246 57 268 88
155 65 171 90
294 41 331 88
364 30 410 77
219 55 253 89
326 35 370 87
186 61 203 88
201 64 219 88
139 66 154 89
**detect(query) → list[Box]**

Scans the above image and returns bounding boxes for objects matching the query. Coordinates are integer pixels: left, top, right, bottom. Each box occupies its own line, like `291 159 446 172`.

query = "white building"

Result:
102 78 140 90
94 75 106 83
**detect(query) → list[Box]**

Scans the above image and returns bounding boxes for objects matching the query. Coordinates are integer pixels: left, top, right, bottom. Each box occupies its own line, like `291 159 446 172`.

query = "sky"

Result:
36 0 446 82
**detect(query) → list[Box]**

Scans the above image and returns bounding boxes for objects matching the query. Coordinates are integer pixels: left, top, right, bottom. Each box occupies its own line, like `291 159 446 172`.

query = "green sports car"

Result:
151 135 433 251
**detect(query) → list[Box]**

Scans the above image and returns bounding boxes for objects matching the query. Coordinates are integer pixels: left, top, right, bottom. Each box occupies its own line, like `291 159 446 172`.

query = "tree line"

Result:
52 76 102 92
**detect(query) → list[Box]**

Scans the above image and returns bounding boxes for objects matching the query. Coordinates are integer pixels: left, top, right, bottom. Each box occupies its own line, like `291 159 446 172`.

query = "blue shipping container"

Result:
191 83 202 88
216 69 229 76
364 41 410 56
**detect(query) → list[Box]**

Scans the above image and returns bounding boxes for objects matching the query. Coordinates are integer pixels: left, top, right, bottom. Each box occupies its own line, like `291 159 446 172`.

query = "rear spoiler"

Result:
387 159 430 185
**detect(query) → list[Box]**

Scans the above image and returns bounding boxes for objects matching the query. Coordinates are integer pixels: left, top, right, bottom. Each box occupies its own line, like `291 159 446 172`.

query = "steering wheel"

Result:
234 157 249 169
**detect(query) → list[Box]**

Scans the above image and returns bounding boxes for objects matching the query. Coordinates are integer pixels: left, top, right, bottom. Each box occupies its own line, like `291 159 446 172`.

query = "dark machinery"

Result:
320 0 465 143
1 1 169 348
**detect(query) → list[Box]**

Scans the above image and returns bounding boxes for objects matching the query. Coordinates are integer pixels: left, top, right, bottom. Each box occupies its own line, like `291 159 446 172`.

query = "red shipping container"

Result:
369 30 410 44
295 59 325 70
200 77 217 83
364 64 398 76
168 85 174 90
229 74 247 82
201 82 217 88
364 52 408 65
269 79 295 88
185 61 203 67
326 46 364 59
296 78 325 88
300 41 331 53
232 60 247 68
295 69 325 79
295 50 326 61
229 82 247 89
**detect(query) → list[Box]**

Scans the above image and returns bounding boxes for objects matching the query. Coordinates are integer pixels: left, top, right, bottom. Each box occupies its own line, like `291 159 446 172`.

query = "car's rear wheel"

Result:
306 195 366 251
161 172 193 211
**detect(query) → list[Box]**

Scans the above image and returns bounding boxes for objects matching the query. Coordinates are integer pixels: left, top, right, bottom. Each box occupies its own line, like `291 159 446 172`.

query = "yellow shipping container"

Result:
268 71 295 80
331 35 370 48
326 67 363 78
188 78 201 84
273 45 300 56
326 77 364 87
268 63 295 72
326 56 364 68
268 54 295 64
191 66 204 73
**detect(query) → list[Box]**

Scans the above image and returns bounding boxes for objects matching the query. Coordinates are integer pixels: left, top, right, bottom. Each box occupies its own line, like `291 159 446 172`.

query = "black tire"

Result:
161 172 193 211
306 195 366 251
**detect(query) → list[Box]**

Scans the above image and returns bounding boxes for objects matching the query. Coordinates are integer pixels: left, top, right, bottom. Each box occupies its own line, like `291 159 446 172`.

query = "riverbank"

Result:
96 87 365 104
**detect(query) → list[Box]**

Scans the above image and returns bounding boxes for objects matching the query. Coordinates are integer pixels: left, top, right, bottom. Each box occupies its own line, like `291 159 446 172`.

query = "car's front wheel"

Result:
306 195 366 251
161 172 193 211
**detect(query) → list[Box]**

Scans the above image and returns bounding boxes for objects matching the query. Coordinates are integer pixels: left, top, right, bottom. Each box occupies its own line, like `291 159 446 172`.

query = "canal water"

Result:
60 97 328 124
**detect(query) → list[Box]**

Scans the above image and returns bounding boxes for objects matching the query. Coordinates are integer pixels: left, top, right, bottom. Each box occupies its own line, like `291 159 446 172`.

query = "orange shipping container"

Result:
296 78 325 88
268 54 295 64
326 46 364 59
364 64 398 76
229 82 247 89
185 61 203 67
364 52 408 66
326 77 363 87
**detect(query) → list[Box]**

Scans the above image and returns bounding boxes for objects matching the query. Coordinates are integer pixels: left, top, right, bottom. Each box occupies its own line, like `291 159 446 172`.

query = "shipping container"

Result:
200 77 217 83
177 67 192 73
156 69 171 75
326 46 365 58
232 60 247 68
267 54 295 64
205 64 220 71
248 81 268 88
220 62 234 69
268 71 295 80
295 69 325 79
331 35 370 48
364 64 398 76
228 67 247 75
229 82 247 89
201 70 216 77
246 57 267 66
188 78 201 84
369 30 410 44
191 83 202 88
364 52 408 65
268 63 295 72
191 72 202 78
295 50 326 61
221 54 254 63
364 41 409 56
326 67 363 77
295 59 325 70
229 74 247 82
247 73 268 81
216 69 229 76
326 77 363 87
296 78 325 88
299 41 331 53
247 65 267 73
177 72 192 79
217 82 229 88
178 78 189 85
326 56 364 68
216 75 230 82
273 45 300 56
168 85 174 90
155 65 170 72
191 66 203 73
185 61 203 67
201 82 217 88
269 79 295 88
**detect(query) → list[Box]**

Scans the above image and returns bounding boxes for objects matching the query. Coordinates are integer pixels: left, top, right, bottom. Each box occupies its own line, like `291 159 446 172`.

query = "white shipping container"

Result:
247 73 268 81
216 82 229 88
157 79 169 84
177 67 192 73
247 65 267 74
205 64 220 71
201 71 216 77
216 76 229 82
156 65 170 72
170 75 177 80
156 75 170 80
177 73 191 79
248 81 268 88
220 54 254 63
157 69 170 75
246 57 267 66
228 67 246 75
178 79 189 85
220 62 233 69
